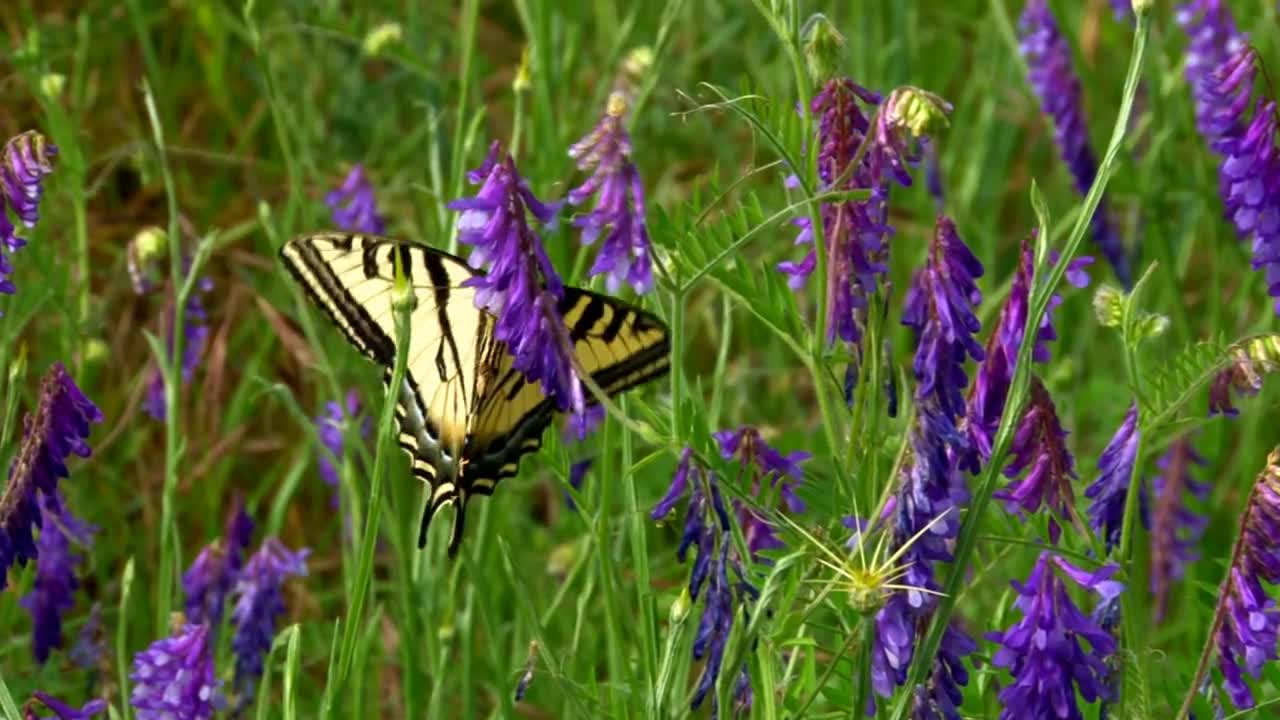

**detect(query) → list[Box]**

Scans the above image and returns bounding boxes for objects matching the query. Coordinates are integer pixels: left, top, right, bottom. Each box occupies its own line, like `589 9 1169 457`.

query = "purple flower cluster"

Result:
1 130 58 308
449 142 583 414
1084 403 1141 552
143 270 213 422
23 692 105 720
230 537 309 703
130 622 221 720
651 449 756 716
777 79 895 348
325 164 387 235
21 491 94 664
567 92 654 294
987 552 1123 720
714 425 808 558
182 498 255 628
870 216 983 714
0 363 102 589
315 390 367 501
1019 0 1130 285
1175 1 1244 140
1150 436 1209 622
995 377 1078 543
1210 449 1280 709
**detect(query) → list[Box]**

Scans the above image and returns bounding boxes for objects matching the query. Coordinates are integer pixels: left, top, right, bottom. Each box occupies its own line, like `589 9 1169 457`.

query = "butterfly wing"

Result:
463 286 671 505
280 232 486 549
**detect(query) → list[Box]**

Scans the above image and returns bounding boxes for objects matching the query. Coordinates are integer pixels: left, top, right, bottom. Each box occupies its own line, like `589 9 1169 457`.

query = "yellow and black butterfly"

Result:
280 232 670 556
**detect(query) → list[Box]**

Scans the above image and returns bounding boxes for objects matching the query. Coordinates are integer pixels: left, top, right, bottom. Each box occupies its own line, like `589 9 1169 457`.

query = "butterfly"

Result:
280 232 670 556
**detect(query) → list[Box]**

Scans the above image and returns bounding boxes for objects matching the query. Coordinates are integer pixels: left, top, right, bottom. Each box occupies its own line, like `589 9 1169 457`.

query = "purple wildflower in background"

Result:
1207 337 1280 416
714 425 808 558
315 390 367 502
182 498 254 628
130 622 221 720
651 450 758 716
1200 50 1280 315
987 552 1123 720
1084 403 1140 552
325 165 387 235
1176 0 1244 140
70 603 104 671
902 216 984 430
924 139 944 211
1150 436 1209 623
21 491 94 664
23 692 105 720
995 377 1079 543
0 131 58 308
1019 0 1130 285
143 270 213 421
0 363 102 589
567 91 654 294
1207 448 1280 709
449 142 584 415
230 538 309 703
1109 0 1133 21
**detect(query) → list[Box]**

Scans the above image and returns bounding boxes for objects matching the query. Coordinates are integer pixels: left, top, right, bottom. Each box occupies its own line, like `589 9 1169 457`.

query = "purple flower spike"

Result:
1176 1 1244 141
902 216 984 427
995 378 1078 543
0 363 102 589
987 552 1122 720
143 269 213 422
315 390 367 503
448 142 583 414
25 692 105 720
714 425 809 559
1209 449 1280 709
567 92 654 294
182 498 254 628
231 538 309 703
1020 0 1130 285
1085 402 1141 552
130 622 222 720
1150 436 1209 623
21 491 94 664
325 165 387 235
0 131 57 306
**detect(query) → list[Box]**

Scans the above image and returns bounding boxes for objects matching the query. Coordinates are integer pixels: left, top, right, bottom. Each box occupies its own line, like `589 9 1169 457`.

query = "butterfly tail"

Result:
418 480 464 551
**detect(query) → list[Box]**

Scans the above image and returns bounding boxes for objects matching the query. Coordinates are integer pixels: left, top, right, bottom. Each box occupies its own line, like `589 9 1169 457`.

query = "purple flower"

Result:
1208 449 1280 708
1150 436 1209 622
231 538 309 702
23 692 105 720
567 92 654 294
325 165 387 235
70 602 104 670
1109 0 1133 21
130 622 221 720
448 142 582 414
1084 403 1141 552
714 426 809 559
776 79 894 348
986 552 1123 720
0 131 57 307
924 139 944 211
182 498 254 628
0 363 102 589
651 450 757 716
21 491 94 664
902 216 984 430
1019 0 1130 285
1199 51 1280 315
143 270 213 421
1175 1 1244 141
994 377 1079 543
316 390 366 495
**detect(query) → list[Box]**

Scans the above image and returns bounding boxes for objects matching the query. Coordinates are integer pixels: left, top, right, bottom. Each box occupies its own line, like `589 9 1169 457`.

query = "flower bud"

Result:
802 14 845 84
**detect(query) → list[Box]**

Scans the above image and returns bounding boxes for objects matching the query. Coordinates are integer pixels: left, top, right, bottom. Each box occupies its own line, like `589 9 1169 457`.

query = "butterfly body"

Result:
280 232 670 556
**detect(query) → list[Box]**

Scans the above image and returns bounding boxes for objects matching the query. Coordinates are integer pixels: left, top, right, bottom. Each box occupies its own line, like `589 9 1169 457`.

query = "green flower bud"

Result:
802 14 845 84
1093 284 1124 328
669 587 693 626
39 73 66 100
362 22 402 57
884 87 953 138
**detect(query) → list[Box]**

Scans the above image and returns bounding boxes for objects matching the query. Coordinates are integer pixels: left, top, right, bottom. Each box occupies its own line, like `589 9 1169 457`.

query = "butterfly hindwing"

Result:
281 232 671 558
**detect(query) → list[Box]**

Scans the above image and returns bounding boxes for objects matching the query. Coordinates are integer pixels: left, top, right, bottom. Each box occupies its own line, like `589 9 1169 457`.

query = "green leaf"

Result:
1139 333 1268 433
